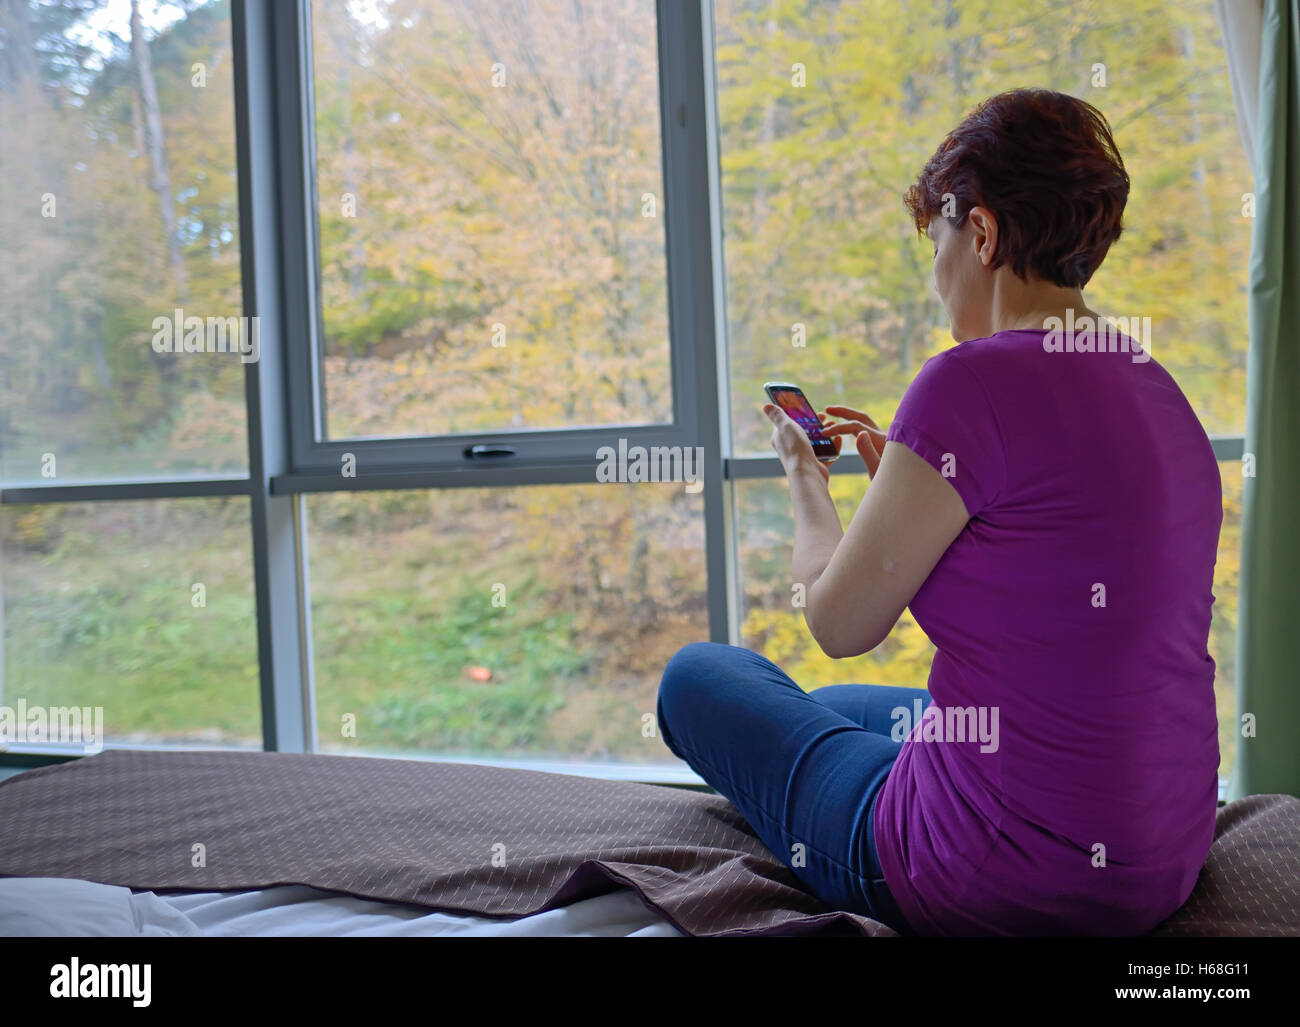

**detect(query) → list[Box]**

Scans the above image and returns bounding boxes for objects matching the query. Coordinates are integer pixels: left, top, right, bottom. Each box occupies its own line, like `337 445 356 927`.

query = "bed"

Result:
1 749 1296 937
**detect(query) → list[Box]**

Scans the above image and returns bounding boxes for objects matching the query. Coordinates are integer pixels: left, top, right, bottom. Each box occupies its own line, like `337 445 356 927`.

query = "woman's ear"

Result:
966 206 999 267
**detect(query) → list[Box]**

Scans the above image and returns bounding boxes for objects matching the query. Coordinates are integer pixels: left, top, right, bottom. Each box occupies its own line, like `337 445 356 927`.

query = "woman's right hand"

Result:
820 405 888 478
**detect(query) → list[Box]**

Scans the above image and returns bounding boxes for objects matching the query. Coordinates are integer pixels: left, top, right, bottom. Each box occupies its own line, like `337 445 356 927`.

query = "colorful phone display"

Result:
764 382 839 463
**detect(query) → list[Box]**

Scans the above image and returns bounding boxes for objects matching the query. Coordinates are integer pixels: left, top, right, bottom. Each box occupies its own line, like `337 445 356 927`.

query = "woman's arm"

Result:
766 405 970 659
786 458 845 599
807 441 968 657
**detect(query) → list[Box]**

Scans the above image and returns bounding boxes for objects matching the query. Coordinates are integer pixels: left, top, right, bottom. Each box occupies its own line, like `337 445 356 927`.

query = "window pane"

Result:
0 0 247 484
1212 460 1243 783
0 498 259 750
310 0 671 441
307 483 704 766
716 0 1251 451
737 463 1244 783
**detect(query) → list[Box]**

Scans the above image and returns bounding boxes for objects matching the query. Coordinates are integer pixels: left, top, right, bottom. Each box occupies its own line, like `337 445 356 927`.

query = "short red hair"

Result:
903 89 1130 288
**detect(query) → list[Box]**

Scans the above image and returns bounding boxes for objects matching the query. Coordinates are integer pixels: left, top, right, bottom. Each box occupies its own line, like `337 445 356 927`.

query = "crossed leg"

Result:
656 642 929 932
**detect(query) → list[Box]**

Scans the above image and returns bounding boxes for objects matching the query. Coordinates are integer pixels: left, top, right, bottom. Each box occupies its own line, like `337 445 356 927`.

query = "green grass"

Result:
2 492 702 763
4 499 260 743
310 587 588 753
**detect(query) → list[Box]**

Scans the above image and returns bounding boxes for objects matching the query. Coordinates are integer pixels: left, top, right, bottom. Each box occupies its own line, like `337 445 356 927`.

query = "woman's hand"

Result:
820 405 888 478
763 403 830 483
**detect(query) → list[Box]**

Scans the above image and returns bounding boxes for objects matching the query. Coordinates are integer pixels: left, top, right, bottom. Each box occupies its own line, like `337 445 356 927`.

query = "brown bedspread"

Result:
0 750 1295 936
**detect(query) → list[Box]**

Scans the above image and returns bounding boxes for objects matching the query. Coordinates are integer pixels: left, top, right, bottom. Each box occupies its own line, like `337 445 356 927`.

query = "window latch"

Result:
464 444 516 460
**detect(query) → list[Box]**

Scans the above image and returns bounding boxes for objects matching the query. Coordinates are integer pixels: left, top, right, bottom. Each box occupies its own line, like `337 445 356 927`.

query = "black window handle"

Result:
464 444 516 459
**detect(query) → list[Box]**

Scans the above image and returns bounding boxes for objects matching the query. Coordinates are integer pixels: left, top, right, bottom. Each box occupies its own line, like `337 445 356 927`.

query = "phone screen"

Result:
764 383 839 462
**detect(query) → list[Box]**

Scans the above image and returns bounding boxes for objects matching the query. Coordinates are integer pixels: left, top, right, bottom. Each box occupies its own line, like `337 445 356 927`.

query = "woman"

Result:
656 88 1222 936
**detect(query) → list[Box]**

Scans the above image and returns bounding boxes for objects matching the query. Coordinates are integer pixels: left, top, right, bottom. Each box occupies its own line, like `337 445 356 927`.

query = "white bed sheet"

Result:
0 877 684 938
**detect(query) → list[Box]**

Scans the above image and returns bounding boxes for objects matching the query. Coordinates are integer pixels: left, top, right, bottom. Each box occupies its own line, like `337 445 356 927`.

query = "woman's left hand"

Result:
763 403 831 483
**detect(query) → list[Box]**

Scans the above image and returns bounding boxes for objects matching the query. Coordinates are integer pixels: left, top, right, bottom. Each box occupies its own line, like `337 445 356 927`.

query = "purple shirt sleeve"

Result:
885 349 1007 517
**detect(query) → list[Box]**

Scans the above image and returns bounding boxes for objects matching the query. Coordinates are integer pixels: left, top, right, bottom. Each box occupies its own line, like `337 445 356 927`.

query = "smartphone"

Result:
763 381 839 463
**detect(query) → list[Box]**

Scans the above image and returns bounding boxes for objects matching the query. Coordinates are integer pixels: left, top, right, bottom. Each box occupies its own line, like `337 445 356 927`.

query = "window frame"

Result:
277 0 708 481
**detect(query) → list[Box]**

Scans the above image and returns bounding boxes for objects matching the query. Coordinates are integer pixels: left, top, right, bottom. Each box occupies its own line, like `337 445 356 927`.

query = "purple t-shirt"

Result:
872 327 1222 936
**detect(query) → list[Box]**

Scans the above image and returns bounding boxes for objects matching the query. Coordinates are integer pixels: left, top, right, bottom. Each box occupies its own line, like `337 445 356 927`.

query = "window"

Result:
310 0 670 442
1213 460 1244 781
0 0 246 484
715 0 1251 454
1 497 259 750
715 0 1250 781
307 482 704 767
297 0 688 473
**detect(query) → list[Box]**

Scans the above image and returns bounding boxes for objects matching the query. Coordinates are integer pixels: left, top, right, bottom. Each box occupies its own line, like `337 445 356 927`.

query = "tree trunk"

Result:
0 0 38 92
752 1 780 234
130 82 146 157
1180 24 1217 244
325 9 366 303
130 0 187 303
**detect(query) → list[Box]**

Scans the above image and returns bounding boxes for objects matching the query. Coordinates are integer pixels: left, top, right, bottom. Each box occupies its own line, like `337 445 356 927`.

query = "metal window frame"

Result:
0 0 1248 793
275 0 706 483
232 0 316 753
727 434 1246 479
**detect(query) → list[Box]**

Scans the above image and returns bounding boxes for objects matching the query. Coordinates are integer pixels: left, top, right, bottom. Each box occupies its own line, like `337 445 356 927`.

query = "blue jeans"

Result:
656 642 929 935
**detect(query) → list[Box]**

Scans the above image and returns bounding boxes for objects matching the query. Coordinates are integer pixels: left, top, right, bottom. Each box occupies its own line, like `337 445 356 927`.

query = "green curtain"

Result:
1228 0 1300 800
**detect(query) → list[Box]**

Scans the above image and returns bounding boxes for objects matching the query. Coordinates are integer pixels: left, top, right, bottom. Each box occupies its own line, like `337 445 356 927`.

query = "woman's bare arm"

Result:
802 441 969 657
